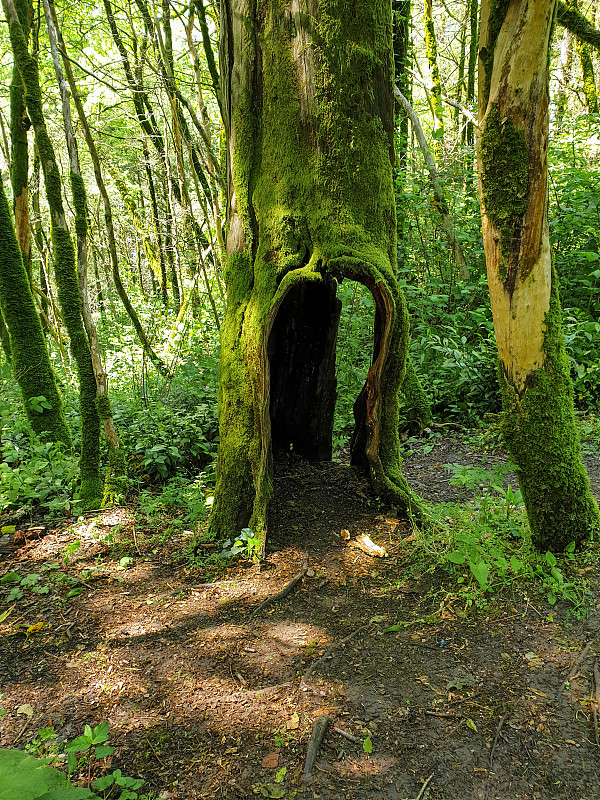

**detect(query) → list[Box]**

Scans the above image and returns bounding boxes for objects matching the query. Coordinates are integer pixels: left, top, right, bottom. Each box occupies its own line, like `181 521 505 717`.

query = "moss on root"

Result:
501 274 600 551
210 1 417 544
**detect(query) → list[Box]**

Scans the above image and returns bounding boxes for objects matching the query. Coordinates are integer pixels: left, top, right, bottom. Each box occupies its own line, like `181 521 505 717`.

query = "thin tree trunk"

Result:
0 164 71 445
44 0 128 504
3 0 103 503
423 0 444 149
9 0 32 280
50 13 169 377
477 0 599 551
394 87 469 279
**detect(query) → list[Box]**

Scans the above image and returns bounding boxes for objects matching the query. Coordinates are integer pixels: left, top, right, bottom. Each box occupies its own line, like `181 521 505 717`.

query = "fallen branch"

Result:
301 624 371 688
593 660 600 746
332 725 362 744
249 554 309 620
557 641 593 698
303 714 331 780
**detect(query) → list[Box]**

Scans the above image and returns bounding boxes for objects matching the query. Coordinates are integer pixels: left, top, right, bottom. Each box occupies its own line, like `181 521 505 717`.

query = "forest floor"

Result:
1 433 600 800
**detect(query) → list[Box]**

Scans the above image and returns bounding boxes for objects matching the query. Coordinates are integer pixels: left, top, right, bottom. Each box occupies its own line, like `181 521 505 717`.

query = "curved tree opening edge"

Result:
207 1 419 548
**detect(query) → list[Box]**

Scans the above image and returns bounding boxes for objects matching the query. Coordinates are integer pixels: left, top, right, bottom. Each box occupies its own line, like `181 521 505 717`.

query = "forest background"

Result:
1 1 600 558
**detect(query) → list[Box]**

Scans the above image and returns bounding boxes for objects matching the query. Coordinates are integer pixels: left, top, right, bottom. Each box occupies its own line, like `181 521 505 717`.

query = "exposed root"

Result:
302 714 331 780
249 553 309 620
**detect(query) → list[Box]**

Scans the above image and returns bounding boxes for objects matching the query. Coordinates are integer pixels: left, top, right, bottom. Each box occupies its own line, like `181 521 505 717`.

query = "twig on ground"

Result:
301 624 371 688
13 720 29 744
557 641 593 698
249 554 309 620
303 715 331 780
409 773 434 800
424 710 458 718
483 712 509 800
593 660 600 746
332 725 362 744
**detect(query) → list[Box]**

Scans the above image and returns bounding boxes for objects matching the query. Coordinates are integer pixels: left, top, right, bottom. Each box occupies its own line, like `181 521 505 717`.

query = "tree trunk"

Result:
3 0 103 504
0 171 71 446
209 0 416 547
44 0 127 505
478 0 599 551
423 0 444 149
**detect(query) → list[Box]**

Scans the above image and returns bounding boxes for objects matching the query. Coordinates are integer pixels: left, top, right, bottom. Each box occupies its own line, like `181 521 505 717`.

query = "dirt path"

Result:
1 437 600 799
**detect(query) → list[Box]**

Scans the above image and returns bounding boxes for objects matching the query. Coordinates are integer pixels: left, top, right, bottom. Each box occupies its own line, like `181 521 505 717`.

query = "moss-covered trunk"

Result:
9 0 32 280
3 0 102 506
209 0 416 547
0 171 71 446
477 0 599 551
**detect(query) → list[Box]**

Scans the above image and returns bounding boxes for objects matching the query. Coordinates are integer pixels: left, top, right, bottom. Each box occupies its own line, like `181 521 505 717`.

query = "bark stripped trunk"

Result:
209 0 416 547
478 0 599 550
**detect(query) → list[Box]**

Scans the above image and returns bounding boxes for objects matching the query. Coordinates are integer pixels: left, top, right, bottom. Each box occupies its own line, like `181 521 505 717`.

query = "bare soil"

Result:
1 436 600 800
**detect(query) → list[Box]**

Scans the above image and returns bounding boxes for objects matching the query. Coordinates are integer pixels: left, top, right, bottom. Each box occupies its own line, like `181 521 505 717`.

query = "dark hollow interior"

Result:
268 280 342 461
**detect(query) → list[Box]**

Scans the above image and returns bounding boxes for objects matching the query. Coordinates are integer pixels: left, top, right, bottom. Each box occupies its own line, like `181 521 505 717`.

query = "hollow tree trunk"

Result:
209 0 416 547
477 0 599 551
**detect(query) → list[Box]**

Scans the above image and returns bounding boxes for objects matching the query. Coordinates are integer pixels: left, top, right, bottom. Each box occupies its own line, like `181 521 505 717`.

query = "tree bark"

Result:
44 0 127 505
3 0 103 505
477 0 599 551
0 170 71 446
209 0 417 547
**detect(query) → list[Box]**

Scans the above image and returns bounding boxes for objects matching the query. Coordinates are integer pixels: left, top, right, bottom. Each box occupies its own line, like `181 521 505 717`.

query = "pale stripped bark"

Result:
478 0 553 393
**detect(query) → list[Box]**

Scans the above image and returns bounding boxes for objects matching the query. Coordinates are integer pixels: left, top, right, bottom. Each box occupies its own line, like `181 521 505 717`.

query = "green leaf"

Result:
93 745 114 759
362 737 373 754
382 624 400 634
465 718 478 732
547 591 557 605
1 572 21 584
65 589 83 599
91 722 109 744
509 556 524 573
65 734 92 753
446 551 465 565
7 588 23 602
545 551 557 567
1 526 16 535
469 560 489 590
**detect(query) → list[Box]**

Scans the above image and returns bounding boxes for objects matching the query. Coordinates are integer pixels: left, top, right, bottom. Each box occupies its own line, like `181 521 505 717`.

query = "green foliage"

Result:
401 463 595 616
0 437 79 515
220 527 262 562
0 720 151 800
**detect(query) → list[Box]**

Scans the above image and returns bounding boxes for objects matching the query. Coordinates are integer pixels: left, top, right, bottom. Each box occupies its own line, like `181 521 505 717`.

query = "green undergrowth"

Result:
0 718 153 800
390 462 599 619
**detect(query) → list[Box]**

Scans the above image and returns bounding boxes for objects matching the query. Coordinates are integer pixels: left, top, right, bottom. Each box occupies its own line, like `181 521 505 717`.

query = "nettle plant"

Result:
0 721 149 800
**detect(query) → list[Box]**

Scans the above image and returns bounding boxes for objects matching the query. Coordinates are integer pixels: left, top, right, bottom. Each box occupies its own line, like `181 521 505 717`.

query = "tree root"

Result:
302 714 331 780
249 554 308 620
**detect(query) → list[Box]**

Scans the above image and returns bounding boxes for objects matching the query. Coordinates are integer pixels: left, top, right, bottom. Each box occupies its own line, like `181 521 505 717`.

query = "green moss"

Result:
102 445 128 506
400 357 432 430
480 103 529 278
0 172 71 446
8 14 102 507
501 272 599 551
480 0 510 108
70 172 89 239
95 395 112 421
210 1 418 542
